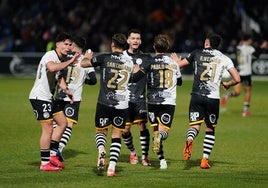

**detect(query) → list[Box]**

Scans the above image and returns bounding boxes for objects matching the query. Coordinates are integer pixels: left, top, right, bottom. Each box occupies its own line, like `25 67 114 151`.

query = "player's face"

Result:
71 43 82 54
127 33 141 50
56 39 73 56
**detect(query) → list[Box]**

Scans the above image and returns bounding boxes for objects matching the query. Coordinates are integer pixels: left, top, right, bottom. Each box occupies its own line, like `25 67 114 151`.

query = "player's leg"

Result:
138 121 151 166
107 129 122 177
221 82 241 106
242 85 251 116
58 124 73 153
30 99 62 171
50 111 67 168
107 108 126 177
200 98 218 169
183 125 200 160
95 103 108 175
122 104 138 164
39 120 61 171
153 105 174 169
183 96 202 160
122 125 138 164
233 82 242 96
157 143 167 170
200 126 215 169
156 126 169 170
136 102 150 165
153 124 170 154
96 129 107 175
57 121 73 161
152 124 160 153
148 104 161 154
154 105 174 153
58 101 80 155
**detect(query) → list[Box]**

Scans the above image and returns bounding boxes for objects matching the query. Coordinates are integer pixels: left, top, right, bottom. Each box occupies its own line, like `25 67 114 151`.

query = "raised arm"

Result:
58 78 74 104
47 53 80 72
171 53 189 68
80 50 94 68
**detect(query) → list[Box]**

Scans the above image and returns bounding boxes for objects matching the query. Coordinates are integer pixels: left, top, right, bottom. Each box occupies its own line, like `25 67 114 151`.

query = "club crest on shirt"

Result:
136 58 142 65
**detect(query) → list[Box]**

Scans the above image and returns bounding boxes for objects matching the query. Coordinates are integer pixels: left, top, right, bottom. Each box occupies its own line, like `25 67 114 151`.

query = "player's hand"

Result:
133 64 140 73
69 52 80 65
221 82 230 90
64 87 74 104
81 49 93 68
260 41 268 49
84 49 93 60
68 94 74 104
171 52 181 63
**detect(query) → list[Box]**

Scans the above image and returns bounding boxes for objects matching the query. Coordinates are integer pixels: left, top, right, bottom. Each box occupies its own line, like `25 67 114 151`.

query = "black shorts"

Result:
147 104 175 130
95 103 127 130
240 75 252 86
189 94 219 127
126 101 147 125
30 99 62 121
54 100 81 124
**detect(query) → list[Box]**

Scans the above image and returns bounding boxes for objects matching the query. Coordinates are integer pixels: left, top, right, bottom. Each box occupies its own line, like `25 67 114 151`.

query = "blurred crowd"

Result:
0 0 268 53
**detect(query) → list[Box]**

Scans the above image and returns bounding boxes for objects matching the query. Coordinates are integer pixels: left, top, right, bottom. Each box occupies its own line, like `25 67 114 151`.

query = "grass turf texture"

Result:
0 77 267 188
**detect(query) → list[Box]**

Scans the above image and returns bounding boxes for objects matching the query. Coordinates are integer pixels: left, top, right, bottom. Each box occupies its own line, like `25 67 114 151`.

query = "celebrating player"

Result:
81 33 134 176
54 36 97 161
122 29 151 166
172 33 240 169
29 32 79 171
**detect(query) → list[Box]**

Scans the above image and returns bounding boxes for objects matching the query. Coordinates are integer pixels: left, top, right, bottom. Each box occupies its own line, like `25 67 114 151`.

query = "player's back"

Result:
189 48 235 99
92 52 134 109
236 44 255 76
146 54 179 105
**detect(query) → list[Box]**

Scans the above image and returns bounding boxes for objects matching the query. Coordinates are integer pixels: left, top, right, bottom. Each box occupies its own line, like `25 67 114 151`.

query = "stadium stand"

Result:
0 0 267 53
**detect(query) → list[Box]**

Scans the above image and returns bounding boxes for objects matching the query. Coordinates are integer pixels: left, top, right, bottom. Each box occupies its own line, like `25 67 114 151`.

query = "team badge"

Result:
161 113 171 124
113 116 124 127
65 107 75 117
43 112 50 119
136 58 142 65
209 114 216 124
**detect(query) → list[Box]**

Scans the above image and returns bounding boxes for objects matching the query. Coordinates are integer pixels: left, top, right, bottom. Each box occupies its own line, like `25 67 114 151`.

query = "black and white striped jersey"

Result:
141 54 181 105
91 52 134 109
186 47 235 99
29 50 60 102
123 50 151 102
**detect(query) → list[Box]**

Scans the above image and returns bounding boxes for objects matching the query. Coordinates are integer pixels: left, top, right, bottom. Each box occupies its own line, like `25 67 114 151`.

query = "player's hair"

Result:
206 33 222 49
153 34 170 53
127 29 141 37
55 32 72 43
112 33 127 49
242 33 252 41
72 36 86 53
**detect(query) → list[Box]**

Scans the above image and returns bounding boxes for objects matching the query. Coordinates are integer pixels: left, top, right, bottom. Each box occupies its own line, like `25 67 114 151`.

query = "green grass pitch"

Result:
0 77 267 188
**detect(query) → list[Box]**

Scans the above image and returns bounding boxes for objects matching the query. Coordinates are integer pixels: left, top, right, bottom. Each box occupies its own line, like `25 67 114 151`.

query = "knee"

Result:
122 126 131 135
205 125 215 132
233 91 240 97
